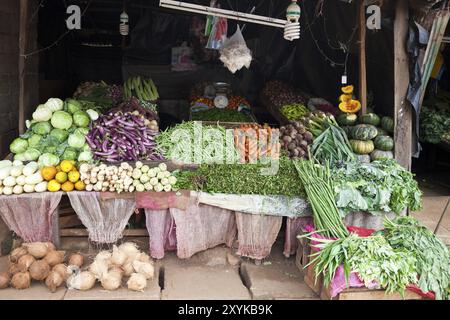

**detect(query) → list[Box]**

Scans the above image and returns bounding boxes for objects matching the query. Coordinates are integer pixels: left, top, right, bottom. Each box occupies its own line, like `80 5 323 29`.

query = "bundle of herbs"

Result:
294 158 348 239
306 233 418 296
380 216 450 300
331 159 422 215
191 108 252 122
174 156 304 197
311 124 356 165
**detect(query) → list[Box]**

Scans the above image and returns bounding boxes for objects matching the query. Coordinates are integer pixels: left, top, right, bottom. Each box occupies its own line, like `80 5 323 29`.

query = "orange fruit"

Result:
74 181 85 191
41 167 57 181
55 172 68 184
61 181 74 192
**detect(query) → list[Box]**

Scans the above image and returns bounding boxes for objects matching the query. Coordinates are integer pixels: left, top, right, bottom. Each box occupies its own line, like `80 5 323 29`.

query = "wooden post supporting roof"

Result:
18 0 28 135
393 0 413 170
359 0 367 114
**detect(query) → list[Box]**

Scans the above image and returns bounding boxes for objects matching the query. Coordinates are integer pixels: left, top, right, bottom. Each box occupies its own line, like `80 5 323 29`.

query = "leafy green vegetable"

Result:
51 111 73 130
307 233 418 296
10 138 28 154
28 134 42 148
191 108 252 122
72 110 90 127
31 121 52 136
331 159 422 215
380 216 450 300
49 128 69 143
420 104 450 144
174 156 305 197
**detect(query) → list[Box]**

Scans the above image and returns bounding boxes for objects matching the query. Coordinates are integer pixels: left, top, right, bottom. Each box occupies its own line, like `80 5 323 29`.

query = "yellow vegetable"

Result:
342 85 354 94
56 166 61 172
60 160 74 173
41 167 57 181
47 180 61 192
55 172 68 184
74 181 85 191
68 170 80 183
61 181 74 192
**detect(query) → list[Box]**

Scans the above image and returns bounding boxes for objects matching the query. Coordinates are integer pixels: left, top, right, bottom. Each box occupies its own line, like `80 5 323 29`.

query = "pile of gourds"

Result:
337 113 395 163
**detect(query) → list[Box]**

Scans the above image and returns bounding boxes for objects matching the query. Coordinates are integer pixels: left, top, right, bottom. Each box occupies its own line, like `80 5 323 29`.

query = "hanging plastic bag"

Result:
219 26 252 73
206 16 228 50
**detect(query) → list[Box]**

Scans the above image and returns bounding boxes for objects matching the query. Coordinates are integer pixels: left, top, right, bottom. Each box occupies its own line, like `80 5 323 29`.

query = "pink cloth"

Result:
235 212 282 260
145 200 236 259
283 216 313 257
329 265 379 298
0 192 63 242
136 190 191 210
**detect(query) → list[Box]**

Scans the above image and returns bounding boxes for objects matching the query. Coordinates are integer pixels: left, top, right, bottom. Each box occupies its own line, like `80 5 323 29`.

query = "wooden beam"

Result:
393 0 412 171
18 0 29 135
60 229 149 237
359 0 367 114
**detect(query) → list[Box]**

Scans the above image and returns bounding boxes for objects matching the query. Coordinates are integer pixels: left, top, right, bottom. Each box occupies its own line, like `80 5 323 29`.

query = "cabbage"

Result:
10 138 28 154
50 128 69 143
61 148 77 161
82 143 91 152
68 132 86 149
78 150 92 162
86 109 99 121
32 121 52 135
51 111 73 130
28 134 42 148
75 127 89 136
13 153 28 161
73 111 90 127
66 99 82 114
32 104 53 122
38 153 59 168
23 148 41 161
45 98 64 112
44 146 57 154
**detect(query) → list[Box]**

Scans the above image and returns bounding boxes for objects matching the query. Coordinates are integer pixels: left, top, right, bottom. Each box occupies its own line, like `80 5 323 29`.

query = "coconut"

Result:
45 271 64 293
23 242 49 259
95 250 112 262
52 264 70 280
44 242 56 251
68 253 84 267
9 247 27 263
11 272 31 290
127 273 147 292
8 263 21 275
44 250 65 267
89 258 109 280
111 245 127 266
119 242 139 261
29 260 50 281
0 272 10 289
100 271 122 291
122 262 134 277
136 252 151 263
108 266 124 277
132 260 154 280
67 271 96 291
17 254 36 272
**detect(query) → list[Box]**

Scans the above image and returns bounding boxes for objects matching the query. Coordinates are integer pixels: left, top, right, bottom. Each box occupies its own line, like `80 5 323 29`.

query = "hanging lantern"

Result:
120 11 129 36
284 1 301 41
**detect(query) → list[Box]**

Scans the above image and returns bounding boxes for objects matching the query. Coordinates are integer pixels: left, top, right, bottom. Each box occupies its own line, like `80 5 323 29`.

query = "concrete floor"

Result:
0 240 318 300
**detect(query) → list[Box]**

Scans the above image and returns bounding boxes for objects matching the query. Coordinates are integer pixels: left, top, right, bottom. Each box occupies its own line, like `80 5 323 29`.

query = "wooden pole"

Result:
18 0 29 135
393 0 412 171
359 0 367 114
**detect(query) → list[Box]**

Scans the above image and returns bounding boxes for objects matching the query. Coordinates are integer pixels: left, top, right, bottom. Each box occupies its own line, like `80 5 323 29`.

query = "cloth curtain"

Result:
68 192 136 244
0 192 63 242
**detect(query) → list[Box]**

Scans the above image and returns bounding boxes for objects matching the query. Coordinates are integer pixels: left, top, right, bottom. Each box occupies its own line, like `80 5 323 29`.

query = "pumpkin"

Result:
381 116 394 133
356 154 371 164
337 113 358 126
350 139 375 155
339 94 352 103
342 85 354 94
376 127 388 136
371 150 394 161
374 135 394 151
359 113 380 126
351 124 378 140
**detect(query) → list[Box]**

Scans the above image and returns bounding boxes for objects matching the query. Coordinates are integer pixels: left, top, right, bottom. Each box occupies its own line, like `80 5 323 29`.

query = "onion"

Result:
11 272 31 290
53 264 70 280
17 254 36 272
45 271 64 293
0 272 10 289
68 253 84 267
9 247 28 263
44 250 65 267
111 245 127 266
23 242 49 259
127 273 147 292
9 263 21 275
67 271 96 291
132 260 154 280
29 260 50 281
100 271 122 291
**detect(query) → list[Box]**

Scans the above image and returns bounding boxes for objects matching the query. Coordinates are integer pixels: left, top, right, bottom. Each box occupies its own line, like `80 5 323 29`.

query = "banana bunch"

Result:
124 76 159 102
